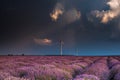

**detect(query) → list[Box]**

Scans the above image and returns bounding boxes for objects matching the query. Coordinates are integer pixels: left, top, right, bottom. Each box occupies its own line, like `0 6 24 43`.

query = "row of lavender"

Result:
74 57 109 80
0 56 120 80
108 57 120 80
74 57 120 80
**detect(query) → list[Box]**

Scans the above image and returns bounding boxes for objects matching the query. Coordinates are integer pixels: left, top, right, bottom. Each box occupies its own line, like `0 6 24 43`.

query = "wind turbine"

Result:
60 40 64 56
76 48 79 56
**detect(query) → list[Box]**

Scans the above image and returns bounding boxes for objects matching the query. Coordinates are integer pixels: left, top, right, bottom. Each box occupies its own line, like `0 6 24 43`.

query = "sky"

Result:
1 0 120 56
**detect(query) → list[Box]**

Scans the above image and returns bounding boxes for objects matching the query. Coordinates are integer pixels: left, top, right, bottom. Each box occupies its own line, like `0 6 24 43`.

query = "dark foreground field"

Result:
0 56 120 80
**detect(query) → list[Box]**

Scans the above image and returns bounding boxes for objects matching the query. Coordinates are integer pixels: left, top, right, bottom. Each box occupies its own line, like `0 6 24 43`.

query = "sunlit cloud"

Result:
90 0 120 23
50 3 64 21
34 38 52 45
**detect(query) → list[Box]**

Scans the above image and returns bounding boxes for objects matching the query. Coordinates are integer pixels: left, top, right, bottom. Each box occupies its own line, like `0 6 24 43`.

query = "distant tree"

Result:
8 54 10 56
8 54 13 56
22 54 25 56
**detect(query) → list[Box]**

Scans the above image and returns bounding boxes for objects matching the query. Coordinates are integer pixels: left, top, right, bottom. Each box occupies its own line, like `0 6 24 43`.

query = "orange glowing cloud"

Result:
50 9 64 21
50 3 64 21
34 38 52 45
91 0 120 23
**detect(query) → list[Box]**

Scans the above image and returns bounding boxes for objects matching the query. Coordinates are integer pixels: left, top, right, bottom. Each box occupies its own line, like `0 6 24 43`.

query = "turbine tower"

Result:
76 48 79 56
60 40 64 56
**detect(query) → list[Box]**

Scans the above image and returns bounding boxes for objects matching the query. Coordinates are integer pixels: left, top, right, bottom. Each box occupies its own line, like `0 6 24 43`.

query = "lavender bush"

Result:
82 58 109 80
74 74 100 80
109 59 120 80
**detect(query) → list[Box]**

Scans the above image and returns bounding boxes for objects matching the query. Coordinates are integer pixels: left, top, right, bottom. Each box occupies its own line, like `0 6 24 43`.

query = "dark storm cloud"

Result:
110 18 120 40
41 0 114 45
62 8 81 24
0 0 54 41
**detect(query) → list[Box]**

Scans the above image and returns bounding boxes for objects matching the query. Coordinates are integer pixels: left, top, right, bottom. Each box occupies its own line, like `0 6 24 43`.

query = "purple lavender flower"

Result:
82 59 109 80
74 74 100 80
114 72 120 80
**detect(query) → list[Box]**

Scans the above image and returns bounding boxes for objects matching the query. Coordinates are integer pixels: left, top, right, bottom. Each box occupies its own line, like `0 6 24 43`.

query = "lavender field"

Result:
0 56 120 80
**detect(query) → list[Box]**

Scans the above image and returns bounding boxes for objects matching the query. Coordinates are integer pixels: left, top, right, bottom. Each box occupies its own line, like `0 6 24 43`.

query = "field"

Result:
0 56 120 80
